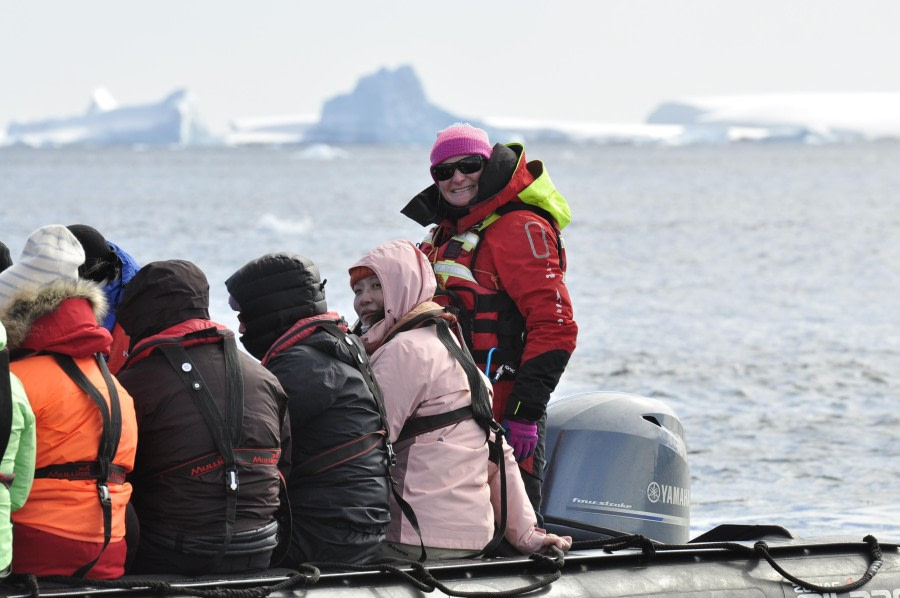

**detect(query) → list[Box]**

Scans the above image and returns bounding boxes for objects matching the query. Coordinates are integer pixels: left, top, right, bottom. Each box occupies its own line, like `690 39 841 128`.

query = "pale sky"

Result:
3 0 899 135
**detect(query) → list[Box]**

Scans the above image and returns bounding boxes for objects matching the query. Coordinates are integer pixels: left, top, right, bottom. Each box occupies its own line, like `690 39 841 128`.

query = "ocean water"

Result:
2 142 898 541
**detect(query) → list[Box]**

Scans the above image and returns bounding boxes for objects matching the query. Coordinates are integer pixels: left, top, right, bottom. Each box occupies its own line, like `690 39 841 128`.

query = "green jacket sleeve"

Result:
6 373 36 511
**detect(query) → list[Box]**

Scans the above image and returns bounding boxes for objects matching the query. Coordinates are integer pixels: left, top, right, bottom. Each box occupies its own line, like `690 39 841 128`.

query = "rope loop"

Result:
753 536 884 594
584 533 659 562
19 567 321 598
2 536 888 598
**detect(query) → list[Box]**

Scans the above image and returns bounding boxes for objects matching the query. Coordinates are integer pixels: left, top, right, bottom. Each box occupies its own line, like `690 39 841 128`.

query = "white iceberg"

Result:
4 88 218 147
482 116 791 146
7 72 898 148
227 65 491 147
303 65 476 145
485 93 900 146
647 93 900 142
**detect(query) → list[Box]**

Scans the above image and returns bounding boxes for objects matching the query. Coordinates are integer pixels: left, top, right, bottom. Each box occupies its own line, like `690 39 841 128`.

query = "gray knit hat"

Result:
0 225 85 312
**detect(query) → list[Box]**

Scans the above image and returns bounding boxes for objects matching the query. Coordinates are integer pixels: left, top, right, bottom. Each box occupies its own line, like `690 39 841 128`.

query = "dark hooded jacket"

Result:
0 242 11 272
115 260 291 573
226 253 390 565
65 225 142 374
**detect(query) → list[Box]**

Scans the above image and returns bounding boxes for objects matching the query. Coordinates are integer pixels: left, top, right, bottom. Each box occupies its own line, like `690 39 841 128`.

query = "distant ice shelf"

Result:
3 88 217 148
647 92 900 143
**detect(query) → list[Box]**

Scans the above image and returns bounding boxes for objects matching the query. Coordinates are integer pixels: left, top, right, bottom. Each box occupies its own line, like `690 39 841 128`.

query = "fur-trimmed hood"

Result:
0 277 110 356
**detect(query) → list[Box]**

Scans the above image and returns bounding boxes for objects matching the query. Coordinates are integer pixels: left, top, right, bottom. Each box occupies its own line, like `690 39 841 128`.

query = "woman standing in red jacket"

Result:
401 124 578 513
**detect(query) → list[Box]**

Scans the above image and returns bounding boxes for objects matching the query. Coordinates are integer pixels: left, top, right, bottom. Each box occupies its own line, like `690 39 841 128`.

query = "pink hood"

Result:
348 240 549 554
349 240 435 353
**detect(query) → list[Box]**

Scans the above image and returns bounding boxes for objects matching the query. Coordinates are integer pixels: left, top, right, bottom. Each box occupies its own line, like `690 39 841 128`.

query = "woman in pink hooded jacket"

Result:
349 239 570 560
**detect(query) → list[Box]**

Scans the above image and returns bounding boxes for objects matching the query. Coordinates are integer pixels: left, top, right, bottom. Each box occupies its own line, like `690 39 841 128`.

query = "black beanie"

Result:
225 253 328 360
0 241 11 273
67 224 119 283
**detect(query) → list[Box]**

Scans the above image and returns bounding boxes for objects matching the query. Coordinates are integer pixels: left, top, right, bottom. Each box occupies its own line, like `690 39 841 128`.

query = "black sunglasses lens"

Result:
456 157 484 174
431 156 484 181
431 164 455 181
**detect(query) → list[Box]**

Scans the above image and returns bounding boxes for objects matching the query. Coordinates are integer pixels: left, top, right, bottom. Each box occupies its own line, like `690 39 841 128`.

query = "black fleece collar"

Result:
401 143 522 227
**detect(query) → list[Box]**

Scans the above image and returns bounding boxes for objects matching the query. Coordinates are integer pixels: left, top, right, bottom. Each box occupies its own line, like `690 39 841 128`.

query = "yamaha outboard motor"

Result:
541 391 691 544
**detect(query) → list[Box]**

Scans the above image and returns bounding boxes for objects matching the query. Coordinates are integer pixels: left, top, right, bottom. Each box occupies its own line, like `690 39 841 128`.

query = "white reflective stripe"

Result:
452 230 481 252
434 261 477 283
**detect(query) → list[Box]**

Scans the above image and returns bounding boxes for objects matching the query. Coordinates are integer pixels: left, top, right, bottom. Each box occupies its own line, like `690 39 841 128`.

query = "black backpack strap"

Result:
384 314 508 558
293 430 386 477
315 322 393 460
431 318 508 558
51 353 122 578
396 405 474 443
432 319 493 428
157 331 244 573
316 321 429 562
473 431 509 559
381 309 445 345
264 324 373 484
0 347 12 474
386 309 493 432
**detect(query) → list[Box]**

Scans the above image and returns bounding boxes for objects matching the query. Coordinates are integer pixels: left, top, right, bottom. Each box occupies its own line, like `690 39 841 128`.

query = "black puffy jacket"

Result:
226 253 390 565
265 319 390 530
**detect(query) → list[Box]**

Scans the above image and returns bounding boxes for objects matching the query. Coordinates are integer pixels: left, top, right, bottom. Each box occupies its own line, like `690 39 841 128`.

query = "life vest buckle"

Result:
226 468 239 492
97 482 111 505
492 363 516 383
386 443 397 468
444 239 464 259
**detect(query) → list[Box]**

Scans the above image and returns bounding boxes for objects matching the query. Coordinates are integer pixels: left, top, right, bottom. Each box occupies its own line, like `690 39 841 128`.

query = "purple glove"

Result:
501 419 538 462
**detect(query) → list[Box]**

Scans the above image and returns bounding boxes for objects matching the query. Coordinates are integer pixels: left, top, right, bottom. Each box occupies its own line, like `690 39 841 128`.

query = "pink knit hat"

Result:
429 123 493 167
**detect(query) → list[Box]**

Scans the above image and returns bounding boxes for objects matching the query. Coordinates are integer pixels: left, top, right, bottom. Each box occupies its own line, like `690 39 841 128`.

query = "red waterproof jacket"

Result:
402 143 577 432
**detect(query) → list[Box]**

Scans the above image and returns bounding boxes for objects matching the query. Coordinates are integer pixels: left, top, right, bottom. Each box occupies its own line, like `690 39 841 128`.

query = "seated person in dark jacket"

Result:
226 253 390 566
0 241 11 272
115 260 292 574
66 224 142 374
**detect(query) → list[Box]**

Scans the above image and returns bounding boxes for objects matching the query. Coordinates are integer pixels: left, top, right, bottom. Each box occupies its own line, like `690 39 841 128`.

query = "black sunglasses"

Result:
430 156 485 182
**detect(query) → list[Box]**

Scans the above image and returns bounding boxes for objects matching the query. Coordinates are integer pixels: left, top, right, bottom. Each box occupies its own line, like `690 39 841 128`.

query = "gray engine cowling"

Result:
540 391 691 544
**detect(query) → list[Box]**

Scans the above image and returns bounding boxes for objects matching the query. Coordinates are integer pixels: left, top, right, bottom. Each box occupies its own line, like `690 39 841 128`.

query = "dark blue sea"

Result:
2 142 898 540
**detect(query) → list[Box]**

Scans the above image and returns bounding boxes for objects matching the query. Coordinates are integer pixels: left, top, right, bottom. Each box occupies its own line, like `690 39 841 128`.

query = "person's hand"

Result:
501 418 538 462
541 533 572 553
